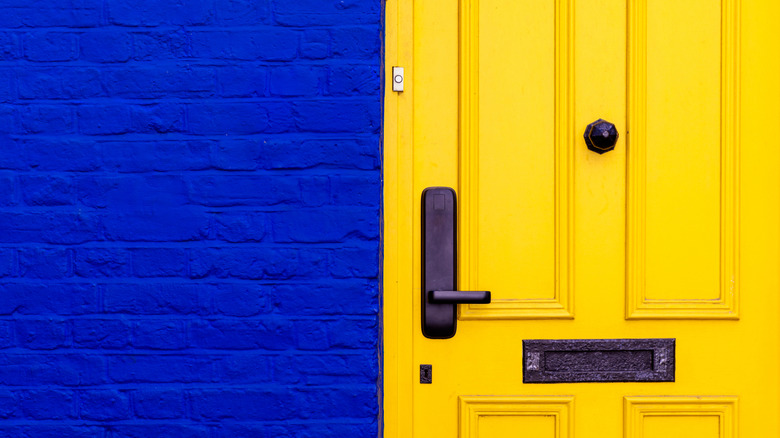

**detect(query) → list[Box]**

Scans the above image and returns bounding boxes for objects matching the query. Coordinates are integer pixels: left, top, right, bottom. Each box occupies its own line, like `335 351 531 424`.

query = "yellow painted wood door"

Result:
384 0 780 437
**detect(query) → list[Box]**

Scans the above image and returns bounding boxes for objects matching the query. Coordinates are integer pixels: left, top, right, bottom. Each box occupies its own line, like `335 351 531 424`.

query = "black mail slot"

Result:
523 339 675 383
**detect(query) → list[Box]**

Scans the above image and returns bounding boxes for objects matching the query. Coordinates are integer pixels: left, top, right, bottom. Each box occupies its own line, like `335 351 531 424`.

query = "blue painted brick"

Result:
23 138 101 171
132 320 186 350
104 67 216 98
72 319 131 349
108 0 215 26
132 30 190 60
0 249 14 278
217 67 267 98
0 177 16 207
74 248 131 278
190 30 298 61
18 390 74 419
24 32 78 62
78 105 132 135
113 425 210 438
131 104 186 133
20 175 74 206
0 0 383 434
18 248 70 279
104 283 209 315
80 31 132 62
102 140 212 173
214 211 266 242
109 355 214 383
270 66 323 97
0 283 98 315
79 390 130 420
132 248 187 277
190 319 294 350
20 105 73 134
16 319 69 350
0 390 16 418
134 389 184 419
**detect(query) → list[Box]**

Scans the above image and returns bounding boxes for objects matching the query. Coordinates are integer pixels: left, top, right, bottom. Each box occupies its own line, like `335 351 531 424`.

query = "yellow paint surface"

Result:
383 0 780 436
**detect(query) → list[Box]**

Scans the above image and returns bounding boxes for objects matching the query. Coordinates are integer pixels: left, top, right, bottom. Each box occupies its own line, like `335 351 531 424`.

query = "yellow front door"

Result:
384 0 780 437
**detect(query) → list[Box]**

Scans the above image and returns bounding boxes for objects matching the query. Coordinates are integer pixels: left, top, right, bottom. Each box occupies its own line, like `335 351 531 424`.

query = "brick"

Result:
112 425 209 438
0 33 21 61
74 248 130 278
214 211 266 242
131 104 185 133
271 208 378 243
132 320 186 350
13 0 103 28
189 248 306 280
21 105 73 134
108 355 214 383
0 249 13 277
295 320 329 350
132 248 187 277
108 0 214 26
187 175 298 207
0 177 17 207
16 319 69 350
20 175 74 206
328 318 378 349
0 321 13 349
0 69 15 103
271 281 378 316
23 138 101 171
101 209 210 242
103 283 209 315
0 354 106 386
0 283 99 316
301 30 329 59
102 140 212 173
0 390 16 418
0 108 15 134
213 354 272 384
72 319 130 349
329 65 380 96
275 354 377 385
5 426 104 438
0 212 101 244
78 175 188 209
260 139 379 170
19 248 70 279
189 319 294 350
212 283 270 316
24 32 78 61
331 174 381 205
293 100 379 133
134 389 184 419
294 386 377 419
212 139 261 170
77 105 132 135
330 246 379 279
273 0 380 26
80 31 132 62
132 30 189 60
79 390 130 420
18 390 74 419
216 0 270 25
188 103 270 135
217 66 267 98
189 389 293 420
18 68 103 100
270 66 323 97
104 67 216 98
190 30 298 61
332 26 381 59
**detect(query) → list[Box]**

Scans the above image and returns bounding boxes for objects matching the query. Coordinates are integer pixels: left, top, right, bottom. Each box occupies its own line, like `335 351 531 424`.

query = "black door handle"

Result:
422 187 491 339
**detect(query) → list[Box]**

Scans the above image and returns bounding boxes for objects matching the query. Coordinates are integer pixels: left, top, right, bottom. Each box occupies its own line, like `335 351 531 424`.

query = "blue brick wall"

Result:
0 0 382 436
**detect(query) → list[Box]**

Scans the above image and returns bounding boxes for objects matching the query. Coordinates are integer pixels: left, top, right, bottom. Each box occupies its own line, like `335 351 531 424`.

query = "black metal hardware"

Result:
429 290 490 304
523 338 675 383
422 187 491 339
584 119 619 154
420 364 432 384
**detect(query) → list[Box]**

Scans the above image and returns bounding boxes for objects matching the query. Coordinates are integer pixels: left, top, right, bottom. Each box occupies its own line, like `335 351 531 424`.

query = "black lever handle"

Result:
422 187 491 339
428 291 491 304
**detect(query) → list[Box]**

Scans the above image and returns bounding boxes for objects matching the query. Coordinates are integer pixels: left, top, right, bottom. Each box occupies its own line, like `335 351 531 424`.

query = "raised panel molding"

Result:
459 0 575 320
626 0 740 319
624 397 737 438
459 396 574 438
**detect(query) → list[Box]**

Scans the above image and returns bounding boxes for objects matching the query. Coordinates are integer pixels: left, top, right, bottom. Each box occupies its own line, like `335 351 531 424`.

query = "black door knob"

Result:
584 119 619 154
